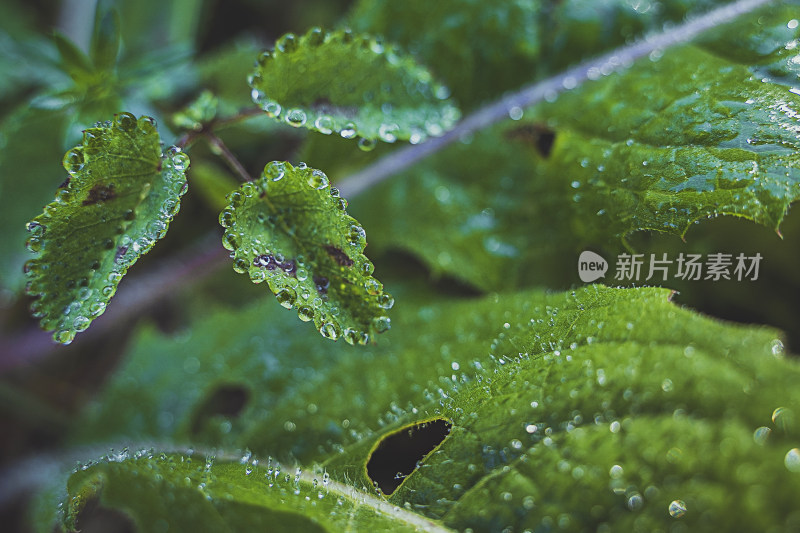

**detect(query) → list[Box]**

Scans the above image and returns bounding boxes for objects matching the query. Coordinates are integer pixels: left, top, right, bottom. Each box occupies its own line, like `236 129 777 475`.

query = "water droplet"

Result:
609 464 624 478
171 151 189 171
340 122 357 139
72 316 90 331
297 306 314 322
661 378 673 392
307 169 329 189
669 500 686 518
285 108 307 127
63 148 85 174
54 329 75 344
508 106 523 120
364 278 382 296
314 115 333 135
358 138 376 152
256 50 272 66
753 426 771 445
137 116 157 135
785 448 800 472
373 316 391 333
263 101 282 118
276 288 297 309
771 339 785 356
772 407 793 431
276 33 297 53
378 123 399 143
525 424 537 434
349 225 366 245
320 322 340 340
627 493 643 511
233 257 249 274
115 112 137 131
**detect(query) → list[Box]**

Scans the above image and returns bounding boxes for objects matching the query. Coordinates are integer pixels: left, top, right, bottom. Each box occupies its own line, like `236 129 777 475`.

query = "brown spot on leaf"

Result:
324 245 354 267
313 275 329 295
253 255 297 277
505 124 556 158
83 184 117 206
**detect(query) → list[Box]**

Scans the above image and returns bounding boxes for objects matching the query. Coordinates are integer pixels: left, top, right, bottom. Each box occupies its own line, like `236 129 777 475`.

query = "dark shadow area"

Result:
190 384 249 435
366 418 452 495
73 497 136 533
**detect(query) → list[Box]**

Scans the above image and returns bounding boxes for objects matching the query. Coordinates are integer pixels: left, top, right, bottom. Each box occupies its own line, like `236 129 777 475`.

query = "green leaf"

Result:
355 9 800 291
219 161 393 344
66 285 800 531
52 31 94 82
63 451 452 533
24 113 189 344
249 27 460 145
89 6 121 71
526 44 800 239
171 89 218 131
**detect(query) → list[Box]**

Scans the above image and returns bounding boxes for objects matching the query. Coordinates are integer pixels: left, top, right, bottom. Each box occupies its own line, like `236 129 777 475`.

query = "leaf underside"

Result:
249 27 460 145
219 161 393 344
24 113 188 344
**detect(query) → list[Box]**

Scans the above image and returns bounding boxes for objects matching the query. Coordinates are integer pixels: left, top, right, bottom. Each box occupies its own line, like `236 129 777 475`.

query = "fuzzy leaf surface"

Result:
249 27 459 144
24 113 188 344
355 4 800 291
69 285 800 531
219 161 393 343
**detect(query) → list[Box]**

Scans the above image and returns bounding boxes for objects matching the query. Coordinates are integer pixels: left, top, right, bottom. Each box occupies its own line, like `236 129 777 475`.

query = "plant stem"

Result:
203 131 254 182
336 0 772 198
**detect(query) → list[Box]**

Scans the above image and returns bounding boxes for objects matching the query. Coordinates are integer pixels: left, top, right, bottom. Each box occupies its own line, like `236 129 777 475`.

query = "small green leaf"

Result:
171 89 219 131
63 452 451 533
52 31 94 82
24 113 189 344
249 27 460 145
219 161 392 344
89 7 121 71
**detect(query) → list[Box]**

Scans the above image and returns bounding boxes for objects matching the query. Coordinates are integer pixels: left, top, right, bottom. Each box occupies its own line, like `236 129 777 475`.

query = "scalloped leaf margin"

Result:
24 113 189 344
219 161 393 344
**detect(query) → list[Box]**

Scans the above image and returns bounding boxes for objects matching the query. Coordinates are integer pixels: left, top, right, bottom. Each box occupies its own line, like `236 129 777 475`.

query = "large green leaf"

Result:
65 285 800 531
219 161 393 343
249 27 459 145
24 113 188 344
354 5 800 291
347 0 729 109
61 451 451 533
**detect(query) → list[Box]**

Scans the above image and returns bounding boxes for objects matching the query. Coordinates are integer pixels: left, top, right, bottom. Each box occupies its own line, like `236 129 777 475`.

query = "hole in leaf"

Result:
191 384 249 435
366 418 452 495
505 123 557 158
74 496 136 533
